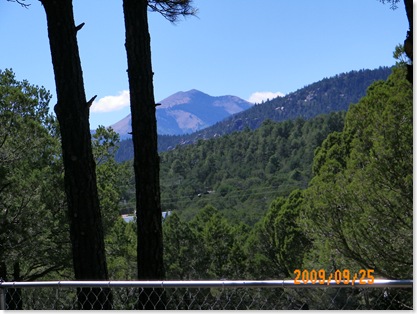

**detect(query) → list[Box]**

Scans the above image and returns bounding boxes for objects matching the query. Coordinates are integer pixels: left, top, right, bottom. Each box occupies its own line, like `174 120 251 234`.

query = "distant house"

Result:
122 211 172 223
121 214 135 223
162 211 172 220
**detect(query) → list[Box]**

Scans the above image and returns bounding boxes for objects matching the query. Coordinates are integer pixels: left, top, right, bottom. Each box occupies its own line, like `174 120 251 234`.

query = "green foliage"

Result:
244 190 310 279
163 212 199 279
92 126 120 165
273 190 310 277
157 112 345 225
163 192 310 281
163 206 248 280
192 205 236 278
393 44 411 65
91 126 136 280
105 218 137 280
0 70 134 282
148 0 197 23
0 68 71 280
115 68 391 226
92 126 130 236
244 197 287 280
160 65 412 310
1 61 411 310
301 65 412 279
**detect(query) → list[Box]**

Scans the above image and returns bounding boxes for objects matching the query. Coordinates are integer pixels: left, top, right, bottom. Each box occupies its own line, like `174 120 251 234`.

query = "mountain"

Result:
110 89 253 138
115 66 392 162
185 67 392 139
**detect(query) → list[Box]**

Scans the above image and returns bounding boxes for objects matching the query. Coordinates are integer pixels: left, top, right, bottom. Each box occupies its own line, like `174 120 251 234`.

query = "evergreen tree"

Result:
301 65 412 280
122 0 195 308
0 69 70 285
39 1 112 308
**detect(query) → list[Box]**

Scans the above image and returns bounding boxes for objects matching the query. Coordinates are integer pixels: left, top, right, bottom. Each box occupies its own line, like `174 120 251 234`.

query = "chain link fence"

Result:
0 279 412 310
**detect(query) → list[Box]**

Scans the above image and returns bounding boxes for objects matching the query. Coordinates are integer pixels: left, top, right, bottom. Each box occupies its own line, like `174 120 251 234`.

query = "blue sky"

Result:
1 0 407 129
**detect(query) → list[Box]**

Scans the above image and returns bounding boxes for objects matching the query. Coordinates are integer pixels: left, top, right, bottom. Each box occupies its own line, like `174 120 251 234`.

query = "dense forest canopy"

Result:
302 65 412 280
0 61 412 309
1 0 412 309
0 69 129 282
157 112 345 225
126 64 412 307
161 63 412 308
0 69 70 281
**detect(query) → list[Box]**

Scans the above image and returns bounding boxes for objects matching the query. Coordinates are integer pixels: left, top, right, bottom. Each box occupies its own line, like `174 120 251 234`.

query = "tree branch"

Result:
148 0 197 23
6 0 30 8
25 264 65 281
378 0 401 10
87 95 97 108
75 22 85 32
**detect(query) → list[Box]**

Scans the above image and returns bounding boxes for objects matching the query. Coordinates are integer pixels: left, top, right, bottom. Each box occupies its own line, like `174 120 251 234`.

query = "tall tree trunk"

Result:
122 0 165 309
403 0 413 83
40 0 111 309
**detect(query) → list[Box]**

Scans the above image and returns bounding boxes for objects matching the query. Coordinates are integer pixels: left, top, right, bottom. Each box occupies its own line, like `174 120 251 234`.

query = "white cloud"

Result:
248 91 285 104
90 90 130 113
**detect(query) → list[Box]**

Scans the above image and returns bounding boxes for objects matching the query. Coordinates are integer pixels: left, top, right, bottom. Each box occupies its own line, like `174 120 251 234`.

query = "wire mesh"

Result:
0 280 413 310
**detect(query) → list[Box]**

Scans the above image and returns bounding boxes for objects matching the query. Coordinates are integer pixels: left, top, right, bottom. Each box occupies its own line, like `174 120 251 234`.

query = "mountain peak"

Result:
110 90 253 137
158 89 209 109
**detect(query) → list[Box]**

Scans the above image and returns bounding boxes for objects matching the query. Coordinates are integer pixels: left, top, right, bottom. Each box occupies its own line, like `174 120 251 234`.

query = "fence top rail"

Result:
0 279 412 289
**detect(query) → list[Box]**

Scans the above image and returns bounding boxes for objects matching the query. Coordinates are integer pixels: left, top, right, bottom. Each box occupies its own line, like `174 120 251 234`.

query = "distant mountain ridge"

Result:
192 67 392 138
110 89 253 138
115 66 392 162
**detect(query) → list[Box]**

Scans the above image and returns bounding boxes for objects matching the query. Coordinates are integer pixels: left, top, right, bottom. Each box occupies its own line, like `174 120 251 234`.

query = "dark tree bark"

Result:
122 0 165 308
40 0 111 309
403 0 412 83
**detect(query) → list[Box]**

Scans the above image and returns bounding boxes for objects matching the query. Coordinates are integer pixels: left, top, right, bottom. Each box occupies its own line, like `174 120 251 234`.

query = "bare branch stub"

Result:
87 95 97 108
75 22 85 32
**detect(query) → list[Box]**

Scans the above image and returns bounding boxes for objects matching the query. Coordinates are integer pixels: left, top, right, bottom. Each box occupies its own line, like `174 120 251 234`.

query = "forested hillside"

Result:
1 63 411 309
158 113 345 225
199 67 392 134
115 66 391 162
158 64 413 309
2 0 412 308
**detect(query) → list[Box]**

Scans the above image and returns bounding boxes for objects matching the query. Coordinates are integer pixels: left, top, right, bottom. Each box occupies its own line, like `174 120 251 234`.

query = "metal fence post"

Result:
0 281 5 310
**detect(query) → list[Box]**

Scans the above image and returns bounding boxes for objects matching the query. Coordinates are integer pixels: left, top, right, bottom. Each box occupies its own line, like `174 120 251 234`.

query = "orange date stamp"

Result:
293 269 374 286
